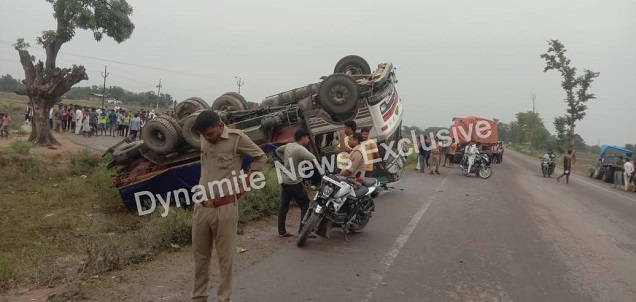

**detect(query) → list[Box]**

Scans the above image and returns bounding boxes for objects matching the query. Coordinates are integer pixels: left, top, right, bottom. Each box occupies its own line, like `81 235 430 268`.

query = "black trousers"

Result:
278 182 310 234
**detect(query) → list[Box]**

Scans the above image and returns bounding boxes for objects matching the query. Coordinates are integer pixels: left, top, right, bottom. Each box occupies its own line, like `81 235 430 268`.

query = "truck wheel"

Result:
222 92 249 110
334 55 371 75
212 94 246 112
112 140 145 164
141 118 180 154
176 98 208 120
587 168 595 178
602 168 614 183
182 110 205 149
184 97 209 109
155 115 183 143
318 74 359 116
593 167 603 179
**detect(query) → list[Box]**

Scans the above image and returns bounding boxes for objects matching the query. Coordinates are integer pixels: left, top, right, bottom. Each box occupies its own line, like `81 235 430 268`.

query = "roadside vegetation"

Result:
0 139 281 293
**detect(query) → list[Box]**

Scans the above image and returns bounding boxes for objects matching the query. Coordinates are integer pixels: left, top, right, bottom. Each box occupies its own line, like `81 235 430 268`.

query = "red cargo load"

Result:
450 116 498 144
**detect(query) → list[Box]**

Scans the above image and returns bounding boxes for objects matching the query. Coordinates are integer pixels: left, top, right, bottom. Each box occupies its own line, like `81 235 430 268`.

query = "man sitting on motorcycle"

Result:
339 133 367 183
465 140 479 176
542 149 556 165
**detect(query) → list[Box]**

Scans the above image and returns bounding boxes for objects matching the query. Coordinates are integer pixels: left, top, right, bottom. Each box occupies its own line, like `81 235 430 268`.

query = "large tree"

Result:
14 0 134 147
540 39 599 151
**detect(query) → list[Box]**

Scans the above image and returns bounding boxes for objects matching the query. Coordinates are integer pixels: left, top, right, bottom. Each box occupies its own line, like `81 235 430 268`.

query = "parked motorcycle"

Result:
297 175 378 247
460 154 493 179
541 160 556 177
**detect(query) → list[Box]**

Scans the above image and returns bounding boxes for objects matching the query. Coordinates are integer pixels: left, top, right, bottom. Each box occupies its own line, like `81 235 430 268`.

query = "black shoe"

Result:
435 170 440 174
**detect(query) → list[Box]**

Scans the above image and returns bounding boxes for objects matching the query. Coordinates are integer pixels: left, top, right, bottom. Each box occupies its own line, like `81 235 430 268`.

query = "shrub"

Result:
10 140 31 155
70 149 101 175
238 166 282 224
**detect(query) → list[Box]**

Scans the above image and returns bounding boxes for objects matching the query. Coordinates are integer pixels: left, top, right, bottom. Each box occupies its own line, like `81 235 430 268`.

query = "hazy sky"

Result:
1 0 634 145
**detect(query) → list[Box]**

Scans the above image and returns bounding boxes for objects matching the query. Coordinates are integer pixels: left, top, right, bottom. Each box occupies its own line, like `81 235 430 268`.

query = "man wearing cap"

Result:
191 110 266 302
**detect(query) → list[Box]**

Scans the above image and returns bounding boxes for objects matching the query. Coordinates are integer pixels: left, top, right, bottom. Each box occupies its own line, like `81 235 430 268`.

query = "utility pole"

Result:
235 76 244 95
155 79 162 111
530 92 536 114
101 66 109 108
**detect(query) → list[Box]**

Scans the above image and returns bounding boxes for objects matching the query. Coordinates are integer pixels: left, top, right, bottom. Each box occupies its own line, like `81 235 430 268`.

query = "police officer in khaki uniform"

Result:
339 133 367 182
191 110 266 302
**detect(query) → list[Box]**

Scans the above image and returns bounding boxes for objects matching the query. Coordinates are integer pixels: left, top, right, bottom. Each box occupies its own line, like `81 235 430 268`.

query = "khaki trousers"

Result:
429 154 440 171
192 202 239 302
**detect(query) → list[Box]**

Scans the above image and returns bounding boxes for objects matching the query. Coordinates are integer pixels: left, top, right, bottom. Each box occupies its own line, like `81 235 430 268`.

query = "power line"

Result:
0 40 234 82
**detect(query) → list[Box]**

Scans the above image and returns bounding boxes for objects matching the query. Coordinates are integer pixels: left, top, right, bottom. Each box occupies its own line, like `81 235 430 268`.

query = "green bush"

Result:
70 149 101 175
10 140 31 155
238 166 282 224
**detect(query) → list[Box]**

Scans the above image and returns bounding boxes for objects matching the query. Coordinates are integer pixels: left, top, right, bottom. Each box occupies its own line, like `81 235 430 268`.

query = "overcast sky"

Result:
1 0 634 145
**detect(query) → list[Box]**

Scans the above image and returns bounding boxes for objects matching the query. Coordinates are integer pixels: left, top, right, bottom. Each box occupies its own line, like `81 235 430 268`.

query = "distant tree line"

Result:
0 74 25 93
65 85 175 109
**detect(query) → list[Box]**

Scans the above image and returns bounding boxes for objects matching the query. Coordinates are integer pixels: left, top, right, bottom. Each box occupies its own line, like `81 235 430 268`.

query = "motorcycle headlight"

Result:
321 185 334 197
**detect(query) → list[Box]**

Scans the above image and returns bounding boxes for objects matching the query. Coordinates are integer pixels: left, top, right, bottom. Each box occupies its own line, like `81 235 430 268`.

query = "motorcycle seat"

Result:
361 177 377 187
354 186 369 198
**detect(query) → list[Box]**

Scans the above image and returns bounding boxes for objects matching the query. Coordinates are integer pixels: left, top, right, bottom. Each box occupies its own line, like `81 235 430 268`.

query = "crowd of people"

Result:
23 102 160 140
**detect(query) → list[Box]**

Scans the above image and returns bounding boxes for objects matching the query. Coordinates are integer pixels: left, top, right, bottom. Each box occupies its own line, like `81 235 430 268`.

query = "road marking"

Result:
361 178 447 302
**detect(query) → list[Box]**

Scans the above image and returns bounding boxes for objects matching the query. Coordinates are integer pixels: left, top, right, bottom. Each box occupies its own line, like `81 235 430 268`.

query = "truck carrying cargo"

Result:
449 116 499 163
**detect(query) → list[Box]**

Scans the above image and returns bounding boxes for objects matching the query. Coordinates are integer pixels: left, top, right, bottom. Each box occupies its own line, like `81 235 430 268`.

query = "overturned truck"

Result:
107 55 406 211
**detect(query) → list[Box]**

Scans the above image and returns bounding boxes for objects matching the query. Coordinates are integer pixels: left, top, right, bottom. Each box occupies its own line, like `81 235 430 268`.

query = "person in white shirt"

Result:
465 140 479 176
624 158 634 191
74 106 83 135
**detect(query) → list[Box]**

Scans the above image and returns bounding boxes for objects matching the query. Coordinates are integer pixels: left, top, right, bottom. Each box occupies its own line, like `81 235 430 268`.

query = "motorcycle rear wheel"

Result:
479 166 493 179
298 212 321 247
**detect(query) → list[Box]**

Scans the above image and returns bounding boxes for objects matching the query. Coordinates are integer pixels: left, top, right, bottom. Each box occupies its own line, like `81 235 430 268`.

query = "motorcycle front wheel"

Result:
298 212 321 247
479 166 493 179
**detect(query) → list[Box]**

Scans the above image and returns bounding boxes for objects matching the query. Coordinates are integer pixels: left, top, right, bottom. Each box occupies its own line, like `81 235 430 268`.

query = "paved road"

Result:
230 150 636 302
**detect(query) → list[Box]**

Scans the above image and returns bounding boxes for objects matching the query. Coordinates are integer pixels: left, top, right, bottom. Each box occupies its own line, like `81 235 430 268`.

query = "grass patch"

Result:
70 149 101 175
238 166 282 225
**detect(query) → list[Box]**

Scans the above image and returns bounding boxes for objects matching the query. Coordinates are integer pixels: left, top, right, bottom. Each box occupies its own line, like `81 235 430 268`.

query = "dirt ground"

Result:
0 131 295 302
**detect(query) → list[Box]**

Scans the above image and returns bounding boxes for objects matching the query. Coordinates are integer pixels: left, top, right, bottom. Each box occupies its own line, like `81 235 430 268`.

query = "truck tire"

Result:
212 94 246 112
141 118 180 154
587 168 595 178
155 115 183 143
593 167 604 179
334 55 371 75
184 97 209 109
182 110 205 149
176 98 208 120
112 140 145 164
222 92 249 110
318 74 359 116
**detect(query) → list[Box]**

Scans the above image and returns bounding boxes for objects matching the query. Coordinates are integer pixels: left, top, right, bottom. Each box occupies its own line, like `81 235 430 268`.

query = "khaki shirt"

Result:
336 135 351 169
345 145 366 180
361 140 378 171
198 127 266 200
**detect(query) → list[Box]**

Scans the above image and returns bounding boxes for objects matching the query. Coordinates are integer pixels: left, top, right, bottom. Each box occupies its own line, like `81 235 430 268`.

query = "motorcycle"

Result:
297 175 378 247
460 153 493 179
541 159 556 177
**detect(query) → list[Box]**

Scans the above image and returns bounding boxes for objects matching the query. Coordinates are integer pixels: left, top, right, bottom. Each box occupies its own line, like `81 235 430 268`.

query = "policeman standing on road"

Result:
191 110 267 302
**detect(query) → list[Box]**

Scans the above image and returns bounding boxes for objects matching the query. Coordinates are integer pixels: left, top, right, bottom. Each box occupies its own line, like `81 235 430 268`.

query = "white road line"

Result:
361 178 447 302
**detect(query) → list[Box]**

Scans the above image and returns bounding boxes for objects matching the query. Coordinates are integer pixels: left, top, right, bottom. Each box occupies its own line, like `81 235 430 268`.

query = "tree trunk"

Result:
28 96 59 147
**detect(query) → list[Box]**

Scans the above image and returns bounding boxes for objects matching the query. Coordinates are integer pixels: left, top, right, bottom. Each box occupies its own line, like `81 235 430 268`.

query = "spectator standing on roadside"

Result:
360 127 380 172
108 110 117 137
624 158 634 191
612 156 625 189
1 113 10 139
275 128 316 238
129 114 141 140
74 105 83 135
447 139 457 168
121 112 130 137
